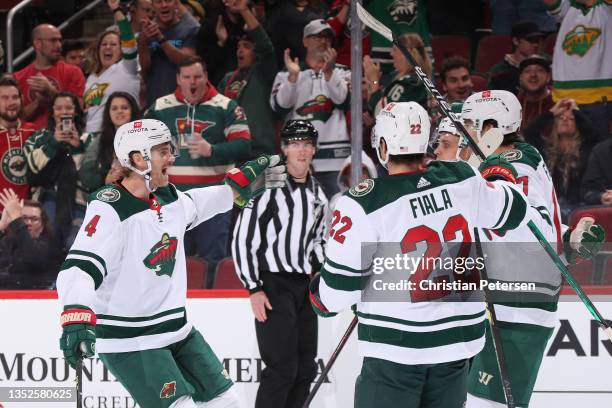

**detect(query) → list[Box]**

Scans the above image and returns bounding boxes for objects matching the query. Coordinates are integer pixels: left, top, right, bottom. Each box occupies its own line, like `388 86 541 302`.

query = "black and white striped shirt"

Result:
232 175 328 292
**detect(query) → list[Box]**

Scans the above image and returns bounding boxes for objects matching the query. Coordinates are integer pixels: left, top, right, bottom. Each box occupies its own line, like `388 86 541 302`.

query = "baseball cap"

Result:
519 54 552 73
303 19 335 39
511 21 544 39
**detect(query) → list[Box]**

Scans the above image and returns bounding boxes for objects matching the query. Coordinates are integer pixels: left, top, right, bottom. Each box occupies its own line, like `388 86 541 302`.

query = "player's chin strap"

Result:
127 162 157 193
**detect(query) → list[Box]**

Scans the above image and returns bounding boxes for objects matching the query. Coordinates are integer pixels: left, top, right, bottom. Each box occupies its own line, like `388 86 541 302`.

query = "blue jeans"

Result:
185 210 232 288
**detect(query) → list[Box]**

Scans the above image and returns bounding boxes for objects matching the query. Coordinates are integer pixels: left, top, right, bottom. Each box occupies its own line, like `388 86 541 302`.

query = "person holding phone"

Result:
23 92 91 250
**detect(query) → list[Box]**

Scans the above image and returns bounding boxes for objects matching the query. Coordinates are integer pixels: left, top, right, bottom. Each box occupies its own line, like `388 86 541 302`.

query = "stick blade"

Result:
355 3 393 42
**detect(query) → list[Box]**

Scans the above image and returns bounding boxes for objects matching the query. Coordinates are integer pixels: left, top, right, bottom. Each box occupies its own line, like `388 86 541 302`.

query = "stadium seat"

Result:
474 35 512 73
470 73 488 92
568 206 612 285
214 258 244 289
431 35 471 72
186 257 207 289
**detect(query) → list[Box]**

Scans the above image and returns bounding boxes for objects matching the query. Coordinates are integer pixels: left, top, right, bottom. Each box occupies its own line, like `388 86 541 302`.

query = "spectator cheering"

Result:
0 191 62 289
364 33 430 116
0 76 36 206
439 56 474 103
61 40 87 74
524 99 598 221
127 0 155 38
271 19 351 197
218 0 277 158
581 137 612 206
79 92 141 193
138 0 199 107
15 24 86 130
518 55 554 130
84 0 140 133
24 92 88 249
488 21 544 94
145 57 251 287
544 0 611 142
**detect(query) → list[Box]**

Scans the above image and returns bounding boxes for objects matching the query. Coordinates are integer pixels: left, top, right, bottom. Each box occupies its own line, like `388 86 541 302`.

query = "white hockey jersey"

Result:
318 160 529 365
270 63 351 172
56 183 234 353
500 141 564 247
479 205 561 329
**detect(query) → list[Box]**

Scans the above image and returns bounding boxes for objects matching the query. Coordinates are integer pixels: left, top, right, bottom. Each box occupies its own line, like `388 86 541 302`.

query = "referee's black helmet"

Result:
280 120 318 145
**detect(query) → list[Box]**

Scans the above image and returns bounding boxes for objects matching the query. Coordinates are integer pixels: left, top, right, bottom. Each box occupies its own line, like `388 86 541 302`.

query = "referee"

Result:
232 120 328 408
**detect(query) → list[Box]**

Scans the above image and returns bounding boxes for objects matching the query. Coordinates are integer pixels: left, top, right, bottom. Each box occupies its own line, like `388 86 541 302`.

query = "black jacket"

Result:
581 138 612 205
0 218 63 289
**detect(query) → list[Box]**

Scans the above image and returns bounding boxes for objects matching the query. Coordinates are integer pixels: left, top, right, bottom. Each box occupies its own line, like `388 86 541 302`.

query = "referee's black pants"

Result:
255 271 318 408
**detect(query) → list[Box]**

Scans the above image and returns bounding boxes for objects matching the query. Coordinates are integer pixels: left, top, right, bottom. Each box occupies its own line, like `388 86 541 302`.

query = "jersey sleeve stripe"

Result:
326 258 370 275
321 265 364 291
358 320 485 349
60 259 104 289
490 186 510 230
496 187 527 232
67 249 108 276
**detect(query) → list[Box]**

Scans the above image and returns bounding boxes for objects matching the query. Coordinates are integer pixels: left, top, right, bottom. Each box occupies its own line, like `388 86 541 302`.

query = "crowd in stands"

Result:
0 0 609 289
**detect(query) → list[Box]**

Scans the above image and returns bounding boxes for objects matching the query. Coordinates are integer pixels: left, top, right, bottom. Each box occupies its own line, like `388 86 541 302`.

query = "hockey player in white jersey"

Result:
428 91 605 407
309 102 530 408
57 119 286 408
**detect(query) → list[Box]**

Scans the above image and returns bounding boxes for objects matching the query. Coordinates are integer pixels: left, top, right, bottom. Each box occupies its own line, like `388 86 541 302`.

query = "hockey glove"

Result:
478 155 517 183
225 155 287 208
564 217 606 264
59 306 96 369
309 272 337 318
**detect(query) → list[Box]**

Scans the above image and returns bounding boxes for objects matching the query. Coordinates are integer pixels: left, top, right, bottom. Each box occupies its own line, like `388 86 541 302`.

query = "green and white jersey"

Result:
57 183 234 353
546 0 612 104
480 205 561 329
318 161 528 365
499 141 564 246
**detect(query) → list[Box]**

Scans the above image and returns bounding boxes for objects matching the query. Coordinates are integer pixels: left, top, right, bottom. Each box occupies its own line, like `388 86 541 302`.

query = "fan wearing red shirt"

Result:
14 24 85 130
0 76 35 205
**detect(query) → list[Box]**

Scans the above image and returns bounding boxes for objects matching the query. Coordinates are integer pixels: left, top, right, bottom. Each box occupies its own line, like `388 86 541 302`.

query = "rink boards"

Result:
0 289 611 408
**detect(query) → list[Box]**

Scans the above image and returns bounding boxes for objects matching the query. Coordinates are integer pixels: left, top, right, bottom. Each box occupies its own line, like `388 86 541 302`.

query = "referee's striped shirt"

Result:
232 175 328 292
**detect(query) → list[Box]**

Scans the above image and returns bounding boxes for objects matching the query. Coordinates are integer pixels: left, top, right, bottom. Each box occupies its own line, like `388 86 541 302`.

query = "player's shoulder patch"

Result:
502 142 542 170
95 187 121 203
89 184 148 221
348 179 375 197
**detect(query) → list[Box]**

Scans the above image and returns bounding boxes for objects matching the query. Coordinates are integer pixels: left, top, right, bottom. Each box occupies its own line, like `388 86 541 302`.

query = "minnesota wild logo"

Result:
1 148 27 184
296 95 333 122
84 83 110 108
143 233 178 277
562 25 601 57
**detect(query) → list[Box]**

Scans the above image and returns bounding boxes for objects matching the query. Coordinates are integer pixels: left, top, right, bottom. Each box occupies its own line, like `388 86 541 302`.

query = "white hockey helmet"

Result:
372 102 430 167
437 117 461 137
460 90 522 140
114 119 177 190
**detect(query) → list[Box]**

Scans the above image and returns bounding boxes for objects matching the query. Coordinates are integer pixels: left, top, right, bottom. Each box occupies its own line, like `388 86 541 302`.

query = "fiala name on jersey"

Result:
409 188 453 218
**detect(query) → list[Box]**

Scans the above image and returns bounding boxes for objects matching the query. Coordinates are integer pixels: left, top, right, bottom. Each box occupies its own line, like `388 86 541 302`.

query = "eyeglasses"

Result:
23 216 42 223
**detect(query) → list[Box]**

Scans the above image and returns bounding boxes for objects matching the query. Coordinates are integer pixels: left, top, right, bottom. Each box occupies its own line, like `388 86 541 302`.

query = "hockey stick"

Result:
76 355 83 408
355 2 612 342
474 229 516 408
302 316 358 408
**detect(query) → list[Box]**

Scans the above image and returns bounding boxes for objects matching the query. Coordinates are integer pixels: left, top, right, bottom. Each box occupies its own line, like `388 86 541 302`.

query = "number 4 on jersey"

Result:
84 215 101 237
